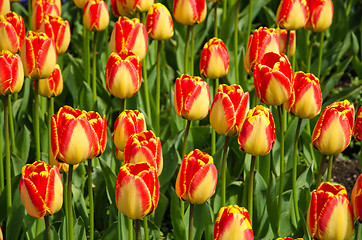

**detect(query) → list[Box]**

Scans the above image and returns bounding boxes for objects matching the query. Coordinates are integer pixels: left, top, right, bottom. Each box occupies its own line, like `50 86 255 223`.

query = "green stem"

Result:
128 218 133 240
36 219 41 236
144 216 149 240
316 154 327 187
247 0 253 38
0 109 3 191
28 0 32 29
88 159 94 240
285 30 290 58
306 121 316 164
44 215 52 240
292 118 302 222
92 31 97 106
8 95 15 151
117 212 122 240
48 98 54 164
120 98 125 113
85 28 90 86
182 120 191 157
222 0 227 21
63 174 68 235
306 32 314 73
34 80 40 161
327 155 333 182
155 40 161 136
234 0 240 85
316 31 324 79
277 105 285 234
190 26 194 76
360 18 362 61
135 219 140 240
67 165 74 240
142 45 151 125
184 26 191 74
356 221 360 240
213 2 218 38
248 155 256 225
211 78 219 156
221 136 229 206
188 204 194 240
4 95 12 213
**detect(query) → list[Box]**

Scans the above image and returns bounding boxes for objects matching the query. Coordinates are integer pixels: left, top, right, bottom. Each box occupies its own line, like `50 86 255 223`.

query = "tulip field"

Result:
1 0 362 239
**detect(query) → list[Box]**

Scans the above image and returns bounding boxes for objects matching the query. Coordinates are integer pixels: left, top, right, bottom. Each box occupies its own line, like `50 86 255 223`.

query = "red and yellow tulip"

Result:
173 0 206 26
19 161 63 219
305 0 334 32
285 71 322 119
146 3 174 41
277 28 296 57
74 0 89 9
238 105 276 156
0 50 24 95
83 0 109 31
31 0 60 31
175 149 217 204
115 162 159 219
0 0 10 15
0 12 25 53
276 0 308 30
307 182 354 240
353 107 362 142
276 238 303 240
113 0 154 15
174 74 210 121
37 64 63 98
312 100 355 155
351 174 362 223
200 38 229 79
210 84 250 136
213 205 253 240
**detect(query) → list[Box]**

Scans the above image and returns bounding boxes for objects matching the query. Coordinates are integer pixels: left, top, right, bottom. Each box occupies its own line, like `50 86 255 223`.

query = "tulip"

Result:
31 0 60 31
244 27 280 75
105 50 142 99
115 162 159 219
110 16 148 61
49 156 79 173
354 107 362 142
305 0 334 32
39 15 71 54
210 84 250 136
351 174 362 223
312 100 355 155
0 226 2 240
238 105 276 156
51 106 107 165
37 64 63 98
19 161 63 219
174 74 210 121
0 50 24 95
175 149 217 204
31 0 61 12
213 205 253 240
285 71 322 119
74 0 89 8
254 52 293 106
21 31 57 80
307 182 354 240
173 0 206 26
113 0 154 15
146 3 174 41
83 0 109 31
276 238 303 240
200 38 230 79
0 0 10 15
0 12 25 53
124 130 162 176
276 0 308 30
110 0 129 17
277 28 296 57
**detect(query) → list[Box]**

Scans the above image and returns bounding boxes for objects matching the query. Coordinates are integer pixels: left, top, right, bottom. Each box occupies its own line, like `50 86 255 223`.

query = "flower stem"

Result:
190 26 194 76
292 118 302 222
306 32 314 73
221 136 229 206
234 0 240 85
211 78 219 156
44 215 52 240
67 165 74 240
128 218 133 240
8 95 15 151
155 40 161 136
142 43 151 125
188 204 194 240
48 98 54 163
88 159 94 240
144 216 149 240
85 28 90 86
117 212 121 240
327 155 333 182
92 31 97 106
135 219 140 240
285 30 290 58
34 80 40 161
248 155 256 225
181 120 191 218
213 2 218 38
0 114 3 191
277 105 285 234
184 26 191 74
316 31 325 79
316 154 327 187
4 95 12 213
222 0 227 21
246 0 253 39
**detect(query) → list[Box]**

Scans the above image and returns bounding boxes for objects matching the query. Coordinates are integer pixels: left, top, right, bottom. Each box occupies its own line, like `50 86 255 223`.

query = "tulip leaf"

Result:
159 145 180 191
192 202 213 240
154 192 169 227
170 187 186 240
73 217 87 240
99 158 117 204
79 82 94 111
266 174 279 237
14 125 30 164
73 186 89 226
6 183 25 240
102 222 118 239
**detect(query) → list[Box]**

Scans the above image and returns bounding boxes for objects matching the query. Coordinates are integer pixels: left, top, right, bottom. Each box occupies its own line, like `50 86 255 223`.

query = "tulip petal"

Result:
19 177 47 218
189 164 217 204
45 167 63 215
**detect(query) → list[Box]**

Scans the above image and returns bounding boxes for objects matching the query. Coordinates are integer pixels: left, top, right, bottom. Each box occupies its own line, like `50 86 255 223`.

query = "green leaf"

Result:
154 192 169 227
14 125 31 163
266 174 279 237
159 145 180 191
170 187 186 240
74 217 87 240
6 182 25 240
99 158 117 204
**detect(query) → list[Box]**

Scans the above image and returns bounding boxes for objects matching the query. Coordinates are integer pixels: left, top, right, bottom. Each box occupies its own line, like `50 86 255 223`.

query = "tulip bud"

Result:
113 110 147 152
305 0 334 32
176 149 217 204
254 52 293 106
173 0 207 26
37 64 63 98
21 31 57 80
244 27 280 75
19 161 63 219
351 174 362 223
49 156 79 173
105 50 142 99
277 28 296 57
40 15 71 54
213 205 253 240
276 0 308 30
312 100 355 155
111 0 129 17
146 3 174 41
0 12 25 53
276 238 303 240
238 105 276 156
115 162 159 219
110 16 148 61
210 84 250 136
285 71 322 119
174 74 210 121
124 130 163 176
353 107 362 142
0 0 10 15
31 0 60 31
74 0 89 9
0 50 24 95
307 182 354 240
200 38 229 79
83 0 109 31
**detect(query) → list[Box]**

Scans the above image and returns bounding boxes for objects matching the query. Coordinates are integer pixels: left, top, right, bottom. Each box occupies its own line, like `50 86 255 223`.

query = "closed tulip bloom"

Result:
210 84 250 136
353 107 362 142
0 12 25 53
0 227 2 240
173 0 206 26
277 28 296 57
115 162 159 219
200 38 229 79
276 238 303 240
19 161 63 219
244 27 280 75
0 50 24 95
312 100 355 155
307 182 354 240
0 0 10 15
83 0 109 31
276 0 308 30
49 156 79 173
21 31 57 80
113 110 147 152
31 0 61 12
37 64 63 98
40 15 71 54
110 16 148 60
146 3 174 40
124 130 163 176
238 105 276 156
117 0 154 15
74 0 89 8
305 0 333 32
111 0 129 17
285 71 322 119
105 50 142 99
84 110 107 158
351 174 362 222
213 205 253 240
31 0 60 31
176 149 217 204
174 74 210 121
